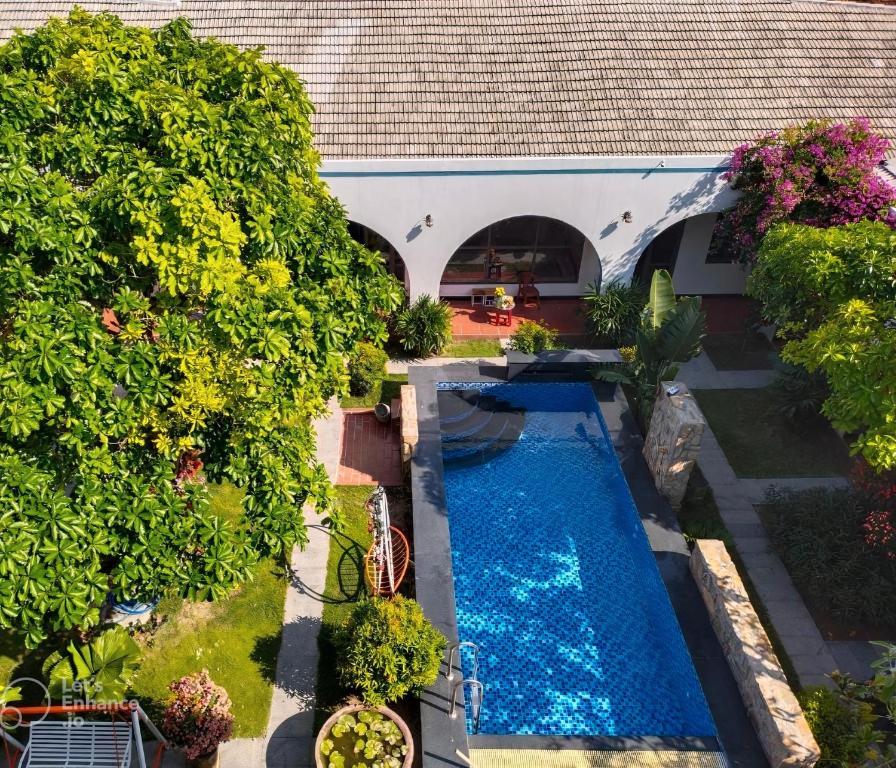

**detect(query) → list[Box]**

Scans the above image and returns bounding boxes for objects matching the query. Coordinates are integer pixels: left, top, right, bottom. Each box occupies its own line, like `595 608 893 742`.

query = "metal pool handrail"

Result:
450 679 484 734
446 641 480 683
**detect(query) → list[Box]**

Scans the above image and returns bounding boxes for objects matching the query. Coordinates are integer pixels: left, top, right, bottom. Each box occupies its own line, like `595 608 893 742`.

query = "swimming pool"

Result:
439 381 716 738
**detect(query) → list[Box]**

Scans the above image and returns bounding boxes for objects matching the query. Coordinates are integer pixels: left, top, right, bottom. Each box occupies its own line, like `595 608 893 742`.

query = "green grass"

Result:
314 485 375 730
442 339 503 358
340 374 408 409
693 387 852 478
702 332 776 371
677 470 800 689
129 482 287 737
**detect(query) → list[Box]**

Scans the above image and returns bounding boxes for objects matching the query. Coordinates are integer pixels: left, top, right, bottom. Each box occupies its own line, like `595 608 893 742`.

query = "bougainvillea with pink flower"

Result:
713 118 896 263
852 459 896 560
163 670 234 759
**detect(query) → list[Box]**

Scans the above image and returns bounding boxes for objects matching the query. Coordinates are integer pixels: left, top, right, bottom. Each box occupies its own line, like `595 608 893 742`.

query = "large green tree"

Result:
0 11 401 645
748 221 896 469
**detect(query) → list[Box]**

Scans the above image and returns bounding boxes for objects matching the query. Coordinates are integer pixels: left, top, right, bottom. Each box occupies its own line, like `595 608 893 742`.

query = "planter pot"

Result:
315 704 413 768
187 748 219 768
373 402 391 424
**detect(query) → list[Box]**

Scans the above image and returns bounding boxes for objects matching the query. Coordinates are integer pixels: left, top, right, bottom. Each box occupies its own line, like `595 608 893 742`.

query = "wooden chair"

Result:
517 271 540 308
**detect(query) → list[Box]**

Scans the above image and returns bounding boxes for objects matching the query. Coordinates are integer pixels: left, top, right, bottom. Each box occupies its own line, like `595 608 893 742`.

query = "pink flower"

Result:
163 671 234 760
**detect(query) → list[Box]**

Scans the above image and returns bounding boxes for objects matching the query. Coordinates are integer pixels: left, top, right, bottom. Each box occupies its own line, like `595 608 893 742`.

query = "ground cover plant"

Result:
693 388 851 477
341 374 407 410
507 320 562 353
0 10 401 647
442 339 503 358
701 332 775 371
761 486 896 631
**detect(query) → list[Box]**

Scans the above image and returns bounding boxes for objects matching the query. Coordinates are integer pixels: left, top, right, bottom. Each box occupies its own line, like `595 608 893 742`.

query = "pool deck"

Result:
408 363 769 768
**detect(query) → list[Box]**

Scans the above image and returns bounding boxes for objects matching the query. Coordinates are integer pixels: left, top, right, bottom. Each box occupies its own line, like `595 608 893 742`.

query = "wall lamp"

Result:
424 214 433 228
622 211 633 224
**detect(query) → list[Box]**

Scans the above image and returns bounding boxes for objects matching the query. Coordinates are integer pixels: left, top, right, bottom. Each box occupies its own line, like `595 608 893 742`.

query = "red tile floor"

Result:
448 298 587 339
337 409 403 486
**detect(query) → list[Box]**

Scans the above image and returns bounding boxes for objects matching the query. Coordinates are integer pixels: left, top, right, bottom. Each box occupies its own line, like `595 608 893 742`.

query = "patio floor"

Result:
337 409 403 486
447 298 587 339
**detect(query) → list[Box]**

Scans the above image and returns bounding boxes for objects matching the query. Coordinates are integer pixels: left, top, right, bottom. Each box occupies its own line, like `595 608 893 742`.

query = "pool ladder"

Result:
447 641 484 734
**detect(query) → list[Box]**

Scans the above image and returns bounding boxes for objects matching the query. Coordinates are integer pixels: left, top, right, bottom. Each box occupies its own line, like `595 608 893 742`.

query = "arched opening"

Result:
441 215 588 289
633 212 747 296
348 221 407 289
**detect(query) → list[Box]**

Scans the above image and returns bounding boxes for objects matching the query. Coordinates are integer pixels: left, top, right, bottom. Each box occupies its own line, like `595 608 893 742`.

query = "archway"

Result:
348 222 408 290
440 215 591 292
632 212 747 296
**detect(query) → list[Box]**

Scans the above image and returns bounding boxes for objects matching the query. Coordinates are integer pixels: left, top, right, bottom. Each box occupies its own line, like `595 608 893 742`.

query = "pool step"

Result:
438 390 525 468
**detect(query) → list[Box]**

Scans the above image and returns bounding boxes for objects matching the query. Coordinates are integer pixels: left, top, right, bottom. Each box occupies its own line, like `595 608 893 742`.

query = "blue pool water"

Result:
439 382 716 738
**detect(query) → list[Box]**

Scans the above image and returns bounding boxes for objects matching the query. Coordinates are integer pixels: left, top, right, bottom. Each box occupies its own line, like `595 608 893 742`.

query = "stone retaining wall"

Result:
400 384 418 463
690 540 819 768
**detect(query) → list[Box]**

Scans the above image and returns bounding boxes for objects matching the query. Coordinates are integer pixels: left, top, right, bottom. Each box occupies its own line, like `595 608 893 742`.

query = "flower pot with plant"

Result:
163 670 234 768
315 704 413 768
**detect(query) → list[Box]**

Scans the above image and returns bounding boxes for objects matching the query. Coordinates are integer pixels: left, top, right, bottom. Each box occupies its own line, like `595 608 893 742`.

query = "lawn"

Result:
702 332 776 371
340 374 407 409
442 339 503 358
314 485 374 729
693 387 852 478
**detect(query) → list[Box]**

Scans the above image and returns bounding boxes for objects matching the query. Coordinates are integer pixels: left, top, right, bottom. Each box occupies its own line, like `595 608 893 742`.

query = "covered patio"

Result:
447 298 588 340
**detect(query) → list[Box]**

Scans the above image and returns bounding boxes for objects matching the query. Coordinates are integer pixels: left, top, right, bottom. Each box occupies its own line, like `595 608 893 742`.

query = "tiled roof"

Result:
1 1 895 158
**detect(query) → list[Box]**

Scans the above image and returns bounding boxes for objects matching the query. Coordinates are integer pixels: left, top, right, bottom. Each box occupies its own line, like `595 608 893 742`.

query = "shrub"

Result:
583 280 646 346
163 670 234 760
348 342 388 397
508 320 562 354
393 295 453 357
336 596 446 705
771 361 828 423
851 459 896 561
798 686 876 767
763 487 896 626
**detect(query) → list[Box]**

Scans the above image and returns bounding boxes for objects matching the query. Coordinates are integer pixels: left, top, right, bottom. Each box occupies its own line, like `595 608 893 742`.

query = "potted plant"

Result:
162 670 234 768
315 703 412 768
493 286 514 310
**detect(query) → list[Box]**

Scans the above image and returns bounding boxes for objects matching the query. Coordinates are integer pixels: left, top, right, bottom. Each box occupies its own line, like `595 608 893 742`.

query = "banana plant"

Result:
42 626 141 703
596 269 706 429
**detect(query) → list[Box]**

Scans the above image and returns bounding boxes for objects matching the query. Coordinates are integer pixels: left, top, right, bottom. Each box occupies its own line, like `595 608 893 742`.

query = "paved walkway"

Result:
678 362 853 689
337 409 402 485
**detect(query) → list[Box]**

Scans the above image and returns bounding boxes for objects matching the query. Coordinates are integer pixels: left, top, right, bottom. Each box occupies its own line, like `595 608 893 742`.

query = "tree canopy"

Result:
749 220 896 470
0 11 401 645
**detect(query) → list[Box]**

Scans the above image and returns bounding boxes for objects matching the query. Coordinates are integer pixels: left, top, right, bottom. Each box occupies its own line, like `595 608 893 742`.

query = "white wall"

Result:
671 213 750 295
320 155 740 299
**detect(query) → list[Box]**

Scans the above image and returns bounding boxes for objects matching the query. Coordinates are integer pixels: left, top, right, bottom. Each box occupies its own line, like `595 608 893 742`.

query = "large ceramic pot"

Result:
187 748 219 768
315 704 413 768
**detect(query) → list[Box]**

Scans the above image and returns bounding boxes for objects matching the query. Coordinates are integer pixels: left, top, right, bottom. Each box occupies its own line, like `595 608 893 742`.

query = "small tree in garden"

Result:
595 270 705 429
713 118 896 264
163 670 234 761
336 596 446 706
0 11 402 646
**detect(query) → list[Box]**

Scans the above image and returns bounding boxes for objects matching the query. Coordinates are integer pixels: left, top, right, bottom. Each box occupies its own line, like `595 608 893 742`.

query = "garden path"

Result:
677 359 879 687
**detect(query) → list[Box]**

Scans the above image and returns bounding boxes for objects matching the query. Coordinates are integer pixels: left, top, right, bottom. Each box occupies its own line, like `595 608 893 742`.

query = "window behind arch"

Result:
442 216 585 284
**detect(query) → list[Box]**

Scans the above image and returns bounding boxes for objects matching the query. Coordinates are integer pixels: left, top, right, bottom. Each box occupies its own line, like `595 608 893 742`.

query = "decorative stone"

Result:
643 381 705 509
400 384 418 462
690 540 820 768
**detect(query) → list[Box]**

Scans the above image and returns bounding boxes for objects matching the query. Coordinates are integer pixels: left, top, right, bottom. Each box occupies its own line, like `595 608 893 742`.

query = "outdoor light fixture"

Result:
425 214 433 227
622 211 633 223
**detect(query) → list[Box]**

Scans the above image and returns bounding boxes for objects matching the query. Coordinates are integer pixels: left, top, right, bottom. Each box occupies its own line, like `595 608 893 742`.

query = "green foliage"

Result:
798 686 877 767
749 221 896 336
583 280 646 345
771 361 828 423
596 271 705 428
42 626 141 702
348 343 388 397
336 595 446 706
748 221 896 470
393 295 453 357
763 487 896 627
0 11 402 646
507 320 561 354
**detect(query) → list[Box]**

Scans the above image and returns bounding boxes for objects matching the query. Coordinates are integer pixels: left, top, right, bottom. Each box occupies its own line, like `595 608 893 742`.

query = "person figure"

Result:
486 248 503 281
